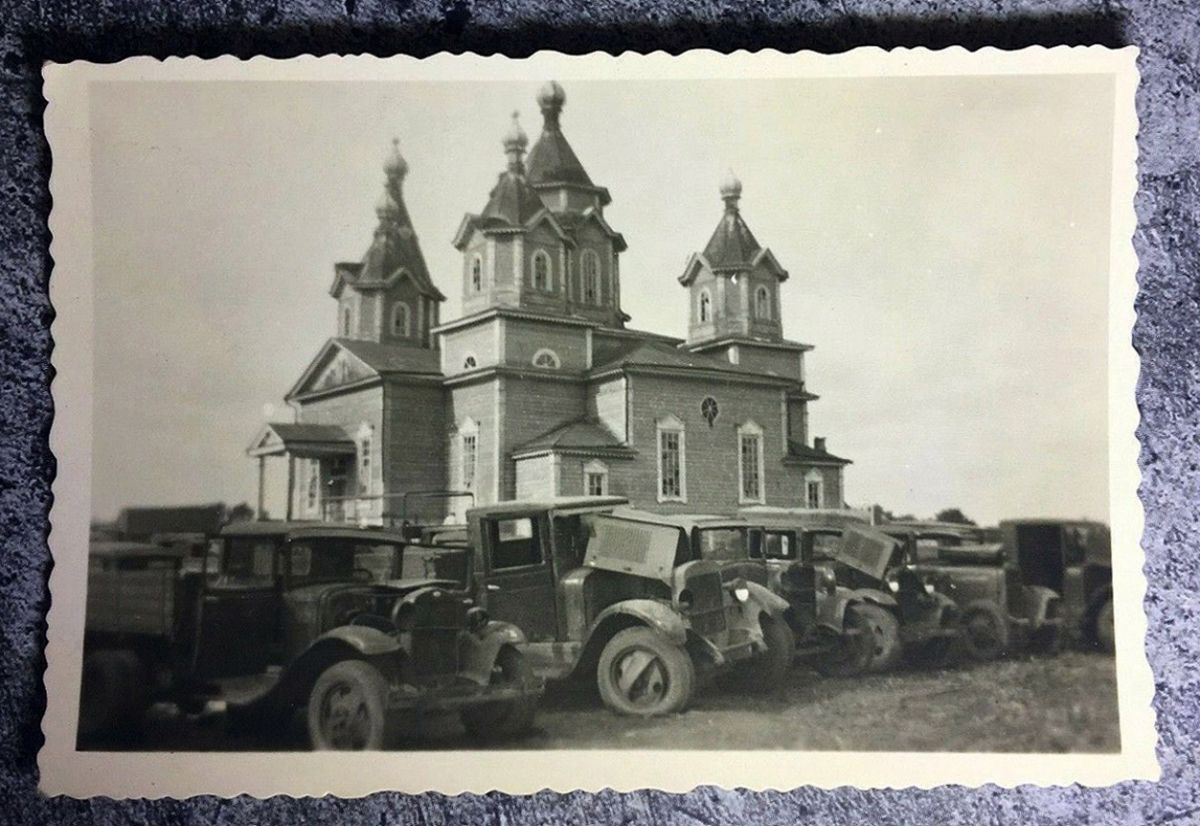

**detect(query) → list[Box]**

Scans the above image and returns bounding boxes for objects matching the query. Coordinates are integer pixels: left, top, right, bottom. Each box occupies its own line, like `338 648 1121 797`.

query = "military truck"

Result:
907 520 1069 659
80 524 541 749
464 498 792 716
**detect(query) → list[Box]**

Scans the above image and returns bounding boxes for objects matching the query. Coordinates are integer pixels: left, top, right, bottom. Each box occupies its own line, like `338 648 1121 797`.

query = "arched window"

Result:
458 418 479 492
584 459 609 497
805 470 824 509
582 250 600 304
532 348 561 369
755 285 771 319
471 255 483 292
462 354 478 370
699 289 712 323
341 306 352 337
532 250 552 292
391 302 410 337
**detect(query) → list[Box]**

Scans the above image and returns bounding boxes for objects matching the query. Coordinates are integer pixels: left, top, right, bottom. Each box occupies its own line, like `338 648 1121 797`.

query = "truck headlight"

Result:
886 576 900 593
923 581 936 595
820 567 837 594
733 586 750 603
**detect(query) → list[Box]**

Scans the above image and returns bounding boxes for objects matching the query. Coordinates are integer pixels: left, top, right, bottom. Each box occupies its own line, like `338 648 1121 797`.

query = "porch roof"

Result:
247 423 357 458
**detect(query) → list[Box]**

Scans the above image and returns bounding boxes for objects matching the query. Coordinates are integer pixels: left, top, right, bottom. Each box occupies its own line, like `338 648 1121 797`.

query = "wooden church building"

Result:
248 81 851 523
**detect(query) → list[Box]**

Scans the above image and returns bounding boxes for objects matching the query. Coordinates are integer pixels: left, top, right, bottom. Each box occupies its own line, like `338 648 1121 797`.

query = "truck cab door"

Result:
191 538 280 679
477 514 559 642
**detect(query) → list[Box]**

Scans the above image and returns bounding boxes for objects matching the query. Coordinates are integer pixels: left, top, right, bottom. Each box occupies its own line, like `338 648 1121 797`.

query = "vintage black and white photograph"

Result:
39 48 1153 796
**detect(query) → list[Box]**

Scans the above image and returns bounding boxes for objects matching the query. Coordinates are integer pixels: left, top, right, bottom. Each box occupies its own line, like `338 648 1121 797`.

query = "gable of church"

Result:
287 341 378 400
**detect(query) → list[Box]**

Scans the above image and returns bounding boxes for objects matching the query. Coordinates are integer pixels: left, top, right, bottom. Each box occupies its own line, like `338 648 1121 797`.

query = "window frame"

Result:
583 459 609 496
459 418 479 492
699 288 712 323
755 285 771 319
470 254 484 292
391 301 411 337
531 249 553 292
305 459 320 513
656 415 687 503
531 348 561 369
581 249 601 305
805 470 824 509
737 420 766 505
356 423 374 496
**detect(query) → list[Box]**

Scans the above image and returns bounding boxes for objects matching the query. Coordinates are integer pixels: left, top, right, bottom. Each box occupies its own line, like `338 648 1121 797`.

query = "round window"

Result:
701 396 719 427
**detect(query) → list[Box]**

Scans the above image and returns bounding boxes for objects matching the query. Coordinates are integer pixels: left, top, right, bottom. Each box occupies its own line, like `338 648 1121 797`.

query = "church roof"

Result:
478 170 548 228
334 337 442 375
331 142 445 301
513 418 631 456
785 440 852 466
527 128 594 188
703 206 763 270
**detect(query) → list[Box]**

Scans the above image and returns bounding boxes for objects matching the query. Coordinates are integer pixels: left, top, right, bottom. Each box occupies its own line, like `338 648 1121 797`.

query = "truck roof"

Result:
606 508 748 533
89 540 188 559
883 520 981 534
467 495 629 519
219 520 408 543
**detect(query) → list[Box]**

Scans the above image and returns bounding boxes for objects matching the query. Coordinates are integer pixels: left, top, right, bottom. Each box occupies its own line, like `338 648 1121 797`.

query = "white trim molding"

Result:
655 414 687 503
737 419 766 505
804 469 825 509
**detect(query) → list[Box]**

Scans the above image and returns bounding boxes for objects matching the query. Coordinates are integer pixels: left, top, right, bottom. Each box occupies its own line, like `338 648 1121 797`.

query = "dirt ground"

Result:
82 651 1119 753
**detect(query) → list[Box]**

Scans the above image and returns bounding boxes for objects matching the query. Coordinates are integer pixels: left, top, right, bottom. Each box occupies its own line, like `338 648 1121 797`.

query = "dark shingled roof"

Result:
786 440 853 465
703 207 763 270
527 128 595 188
334 181 445 301
479 171 547 228
515 418 629 453
264 423 353 443
117 504 227 538
335 338 443 376
592 337 799 380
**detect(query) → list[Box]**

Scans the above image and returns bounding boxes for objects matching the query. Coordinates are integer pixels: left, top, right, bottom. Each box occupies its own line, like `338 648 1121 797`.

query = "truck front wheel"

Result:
597 627 694 716
723 614 795 693
460 645 538 741
860 604 903 672
78 649 146 738
960 601 1010 660
307 660 393 750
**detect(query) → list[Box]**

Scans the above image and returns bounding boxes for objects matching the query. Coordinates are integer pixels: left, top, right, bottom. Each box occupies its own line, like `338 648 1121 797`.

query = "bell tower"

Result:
330 140 445 348
679 171 788 346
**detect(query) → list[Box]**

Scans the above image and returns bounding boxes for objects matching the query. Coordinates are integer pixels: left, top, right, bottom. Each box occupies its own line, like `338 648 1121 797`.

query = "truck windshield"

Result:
808 531 841 561
696 527 748 562
287 539 402 586
219 537 279 588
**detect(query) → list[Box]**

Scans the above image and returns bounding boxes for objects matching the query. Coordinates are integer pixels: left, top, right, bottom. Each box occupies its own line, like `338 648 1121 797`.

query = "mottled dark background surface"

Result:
2 1 1197 823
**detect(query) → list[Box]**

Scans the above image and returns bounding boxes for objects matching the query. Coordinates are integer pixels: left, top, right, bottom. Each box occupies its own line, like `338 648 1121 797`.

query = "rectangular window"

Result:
586 472 606 496
659 431 682 499
490 517 543 569
305 461 320 512
357 436 372 495
740 433 762 501
806 479 822 509
462 434 478 490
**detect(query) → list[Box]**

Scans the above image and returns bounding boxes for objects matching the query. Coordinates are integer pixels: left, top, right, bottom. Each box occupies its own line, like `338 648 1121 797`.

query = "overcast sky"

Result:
89 73 1114 524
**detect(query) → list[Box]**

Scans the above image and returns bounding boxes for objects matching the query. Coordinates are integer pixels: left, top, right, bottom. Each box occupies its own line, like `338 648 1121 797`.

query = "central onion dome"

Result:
503 111 529 153
719 169 743 202
382 138 408 179
536 80 566 115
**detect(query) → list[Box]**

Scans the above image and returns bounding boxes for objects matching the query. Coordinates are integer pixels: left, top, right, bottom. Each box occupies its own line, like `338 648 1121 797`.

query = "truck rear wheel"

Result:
307 660 393 750
860 604 903 672
597 627 694 716
78 649 146 737
461 646 538 741
815 604 875 677
724 614 794 692
960 601 1010 660
1095 597 1115 654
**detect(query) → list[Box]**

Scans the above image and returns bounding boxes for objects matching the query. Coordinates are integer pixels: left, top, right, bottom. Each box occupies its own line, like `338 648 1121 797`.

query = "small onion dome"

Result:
503 110 529 151
536 80 566 112
375 188 400 219
719 169 743 201
383 138 408 179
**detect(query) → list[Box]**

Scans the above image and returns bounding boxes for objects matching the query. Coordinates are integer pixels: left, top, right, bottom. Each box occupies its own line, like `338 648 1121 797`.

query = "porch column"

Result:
256 456 266 520
285 454 295 521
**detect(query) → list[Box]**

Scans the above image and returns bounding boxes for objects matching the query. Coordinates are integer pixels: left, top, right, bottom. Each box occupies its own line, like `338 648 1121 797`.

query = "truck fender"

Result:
741 579 790 618
589 599 689 647
458 621 529 687
848 587 898 610
817 587 855 633
314 624 403 657
1023 585 1061 628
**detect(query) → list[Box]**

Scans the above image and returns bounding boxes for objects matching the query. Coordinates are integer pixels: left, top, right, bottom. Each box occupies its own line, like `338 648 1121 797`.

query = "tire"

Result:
1094 597 1115 654
78 649 146 737
723 614 795 693
1027 623 1062 656
960 601 1010 661
815 604 875 678
859 603 903 672
461 646 538 741
307 660 393 750
596 627 695 716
